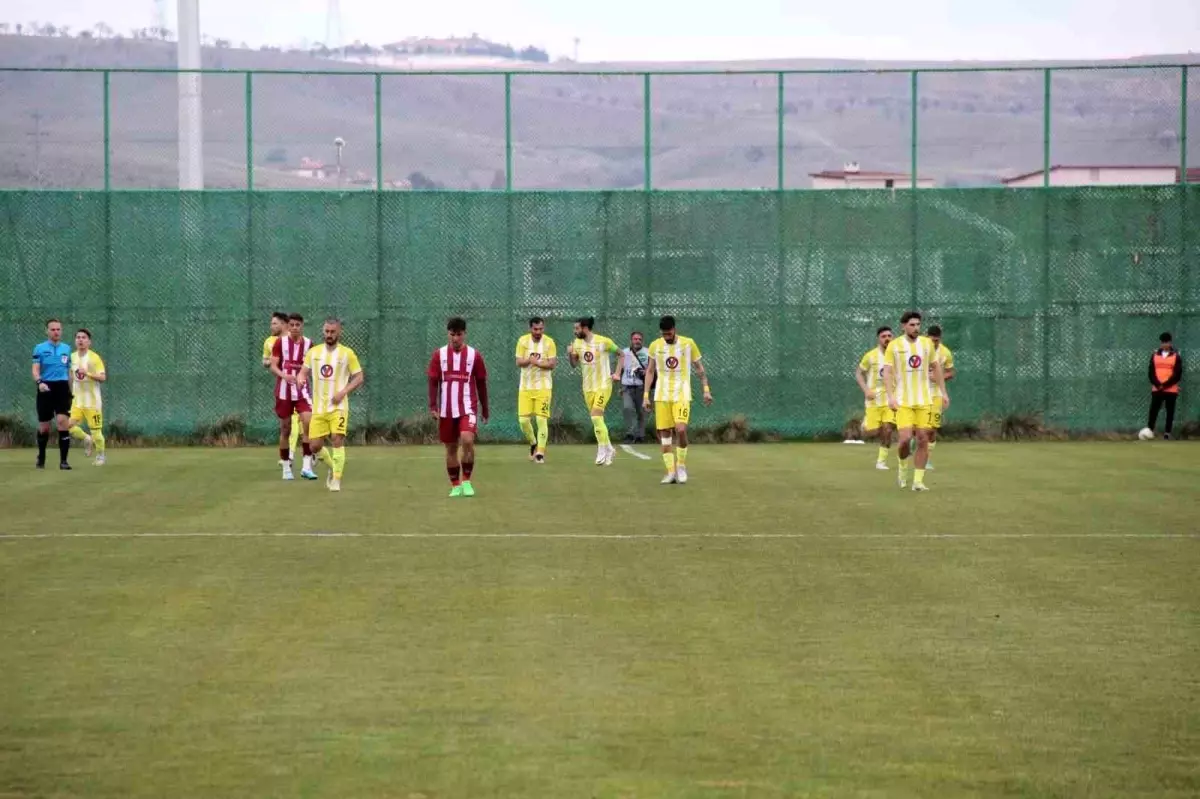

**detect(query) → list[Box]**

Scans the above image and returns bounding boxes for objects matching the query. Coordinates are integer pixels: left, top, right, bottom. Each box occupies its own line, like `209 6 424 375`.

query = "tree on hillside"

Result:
518 45 549 63
15 23 22 35
58 25 71 37
93 22 113 38
0 23 9 35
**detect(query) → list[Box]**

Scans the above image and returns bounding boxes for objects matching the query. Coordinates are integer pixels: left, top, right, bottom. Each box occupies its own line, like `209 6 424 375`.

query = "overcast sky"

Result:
1 0 1197 62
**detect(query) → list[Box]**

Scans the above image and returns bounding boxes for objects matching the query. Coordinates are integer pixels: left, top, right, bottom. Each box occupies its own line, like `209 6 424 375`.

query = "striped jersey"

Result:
303 343 362 414
930 344 955 399
428 345 488 418
70 350 106 410
515 333 556 391
648 335 703 403
885 334 936 407
858 347 889 408
571 334 618 394
273 335 313 401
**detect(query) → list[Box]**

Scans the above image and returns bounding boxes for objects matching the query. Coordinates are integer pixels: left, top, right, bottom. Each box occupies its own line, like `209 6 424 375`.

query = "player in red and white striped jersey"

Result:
269 313 317 481
427 316 490 498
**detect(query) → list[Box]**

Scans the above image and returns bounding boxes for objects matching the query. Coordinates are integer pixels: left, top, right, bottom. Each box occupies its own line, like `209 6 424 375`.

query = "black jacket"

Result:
1148 348 1183 391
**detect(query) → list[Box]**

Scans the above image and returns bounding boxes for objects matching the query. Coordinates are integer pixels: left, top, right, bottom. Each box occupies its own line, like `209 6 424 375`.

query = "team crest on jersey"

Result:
320 364 334 378
75 369 87 381
583 351 594 363
908 354 922 368
530 352 541 361
61 355 69 364
665 356 680 369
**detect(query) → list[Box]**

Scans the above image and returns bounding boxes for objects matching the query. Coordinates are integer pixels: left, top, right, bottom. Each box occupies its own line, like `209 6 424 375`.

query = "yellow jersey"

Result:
515 334 557 391
648 335 702 403
858 347 888 408
885 334 937 407
70 350 106 410
262 335 278 365
304 343 363 414
571 334 618 394
930 344 955 399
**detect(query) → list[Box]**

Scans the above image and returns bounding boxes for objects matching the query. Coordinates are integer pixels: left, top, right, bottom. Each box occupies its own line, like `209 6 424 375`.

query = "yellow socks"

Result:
591 416 610 447
877 446 889 464
92 430 105 454
319 447 335 470
899 457 911 478
289 413 301 453
331 447 346 479
676 446 688 466
914 468 926 485
68 426 88 442
661 451 675 473
536 419 549 453
519 417 536 445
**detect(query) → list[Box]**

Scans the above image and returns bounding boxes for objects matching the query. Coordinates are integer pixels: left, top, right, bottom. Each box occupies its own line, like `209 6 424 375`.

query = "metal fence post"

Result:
1181 66 1188 182
1041 68 1053 415
102 70 111 191
776 72 785 191
375 73 383 190
245 72 253 191
910 70 918 307
643 73 652 191
1181 66 1190 338
504 73 513 191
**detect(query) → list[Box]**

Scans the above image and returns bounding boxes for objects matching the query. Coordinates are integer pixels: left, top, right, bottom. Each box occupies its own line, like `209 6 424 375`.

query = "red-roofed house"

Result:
1002 165 1200 188
810 163 934 190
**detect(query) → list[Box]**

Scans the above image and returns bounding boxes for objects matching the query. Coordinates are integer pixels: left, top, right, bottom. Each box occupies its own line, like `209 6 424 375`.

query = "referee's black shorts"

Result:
36 381 73 423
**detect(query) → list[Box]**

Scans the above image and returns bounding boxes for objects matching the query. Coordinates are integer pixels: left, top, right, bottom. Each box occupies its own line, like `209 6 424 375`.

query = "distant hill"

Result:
0 34 1196 190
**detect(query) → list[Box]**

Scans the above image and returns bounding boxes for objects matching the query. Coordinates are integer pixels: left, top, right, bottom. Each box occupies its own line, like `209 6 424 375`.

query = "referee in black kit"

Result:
31 318 75 469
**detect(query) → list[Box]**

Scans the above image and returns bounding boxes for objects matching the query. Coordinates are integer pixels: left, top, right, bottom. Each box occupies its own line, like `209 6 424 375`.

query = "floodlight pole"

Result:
177 0 203 189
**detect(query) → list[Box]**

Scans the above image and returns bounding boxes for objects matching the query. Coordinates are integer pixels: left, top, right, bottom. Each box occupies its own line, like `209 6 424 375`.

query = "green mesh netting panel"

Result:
1 187 1195 439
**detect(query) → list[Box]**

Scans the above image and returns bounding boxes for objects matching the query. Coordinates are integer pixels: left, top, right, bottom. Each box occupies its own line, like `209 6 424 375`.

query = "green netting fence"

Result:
1 187 1195 440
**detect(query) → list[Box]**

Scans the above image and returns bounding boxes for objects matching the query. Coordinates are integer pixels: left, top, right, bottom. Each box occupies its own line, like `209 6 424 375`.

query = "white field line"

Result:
619 444 653 460
0 532 1195 541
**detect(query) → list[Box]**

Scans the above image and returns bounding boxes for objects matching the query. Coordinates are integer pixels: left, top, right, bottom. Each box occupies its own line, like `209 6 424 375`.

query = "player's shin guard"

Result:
676 446 688 466
535 420 549 453
661 452 675 474
462 458 474 479
318 447 334 470
519 417 536 445
877 445 889 464
590 416 610 446
92 430 106 454
331 447 345 479
58 431 71 463
69 426 88 442
37 431 49 461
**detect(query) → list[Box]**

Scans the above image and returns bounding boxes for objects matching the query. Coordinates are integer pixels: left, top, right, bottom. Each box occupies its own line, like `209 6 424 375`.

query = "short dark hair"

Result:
876 325 892 336
76 328 92 339
272 311 289 323
1160 332 1173 343
927 325 942 337
45 318 60 327
575 316 595 330
529 316 544 327
447 316 467 333
658 315 676 332
288 313 304 323
900 310 922 324
324 317 342 327
631 330 643 338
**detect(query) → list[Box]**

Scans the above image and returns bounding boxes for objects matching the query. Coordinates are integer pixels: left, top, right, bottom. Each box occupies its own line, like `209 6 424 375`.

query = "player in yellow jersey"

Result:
855 325 895 470
296 318 364 493
67 328 108 466
883 311 948 492
263 311 300 465
514 317 557 464
926 325 956 470
567 316 620 466
642 315 712 485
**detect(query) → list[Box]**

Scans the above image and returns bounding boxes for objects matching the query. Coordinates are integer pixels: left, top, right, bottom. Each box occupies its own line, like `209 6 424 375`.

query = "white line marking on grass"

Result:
1 532 1196 541
619 444 653 461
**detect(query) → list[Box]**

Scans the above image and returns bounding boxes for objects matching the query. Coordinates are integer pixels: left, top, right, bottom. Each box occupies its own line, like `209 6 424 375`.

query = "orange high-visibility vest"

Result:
1153 350 1180 394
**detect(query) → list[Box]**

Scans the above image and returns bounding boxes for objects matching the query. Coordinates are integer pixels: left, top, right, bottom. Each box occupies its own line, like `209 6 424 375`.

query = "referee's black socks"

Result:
59 431 71 464
37 431 49 461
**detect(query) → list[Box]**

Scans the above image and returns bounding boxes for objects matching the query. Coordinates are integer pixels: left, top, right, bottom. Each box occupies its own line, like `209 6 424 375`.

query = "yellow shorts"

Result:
69 405 103 430
862 405 896 432
309 410 349 440
584 389 612 413
930 405 944 429
896 405 933 431
518 389 552 419
654 400 691 430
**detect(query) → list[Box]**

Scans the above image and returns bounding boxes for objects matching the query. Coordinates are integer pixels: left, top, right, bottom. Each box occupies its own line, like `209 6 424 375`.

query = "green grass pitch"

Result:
1 443 1198 798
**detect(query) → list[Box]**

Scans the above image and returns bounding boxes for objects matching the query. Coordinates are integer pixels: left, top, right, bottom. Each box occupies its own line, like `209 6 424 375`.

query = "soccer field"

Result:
1 443 1198 798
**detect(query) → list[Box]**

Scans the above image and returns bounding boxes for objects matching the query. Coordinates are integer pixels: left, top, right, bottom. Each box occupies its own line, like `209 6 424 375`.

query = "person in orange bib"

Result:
1147 332 1183 440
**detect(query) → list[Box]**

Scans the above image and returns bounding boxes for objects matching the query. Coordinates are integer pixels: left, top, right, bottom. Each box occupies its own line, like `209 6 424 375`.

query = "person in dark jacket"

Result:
1147 332 1183 439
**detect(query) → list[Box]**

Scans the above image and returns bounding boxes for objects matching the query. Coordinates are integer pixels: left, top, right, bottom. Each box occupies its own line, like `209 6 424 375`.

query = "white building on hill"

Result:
1002 165 1200 188
810 162 934 190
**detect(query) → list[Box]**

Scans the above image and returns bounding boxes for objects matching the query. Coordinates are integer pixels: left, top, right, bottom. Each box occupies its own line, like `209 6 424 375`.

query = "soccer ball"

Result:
1137 427 1154 441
